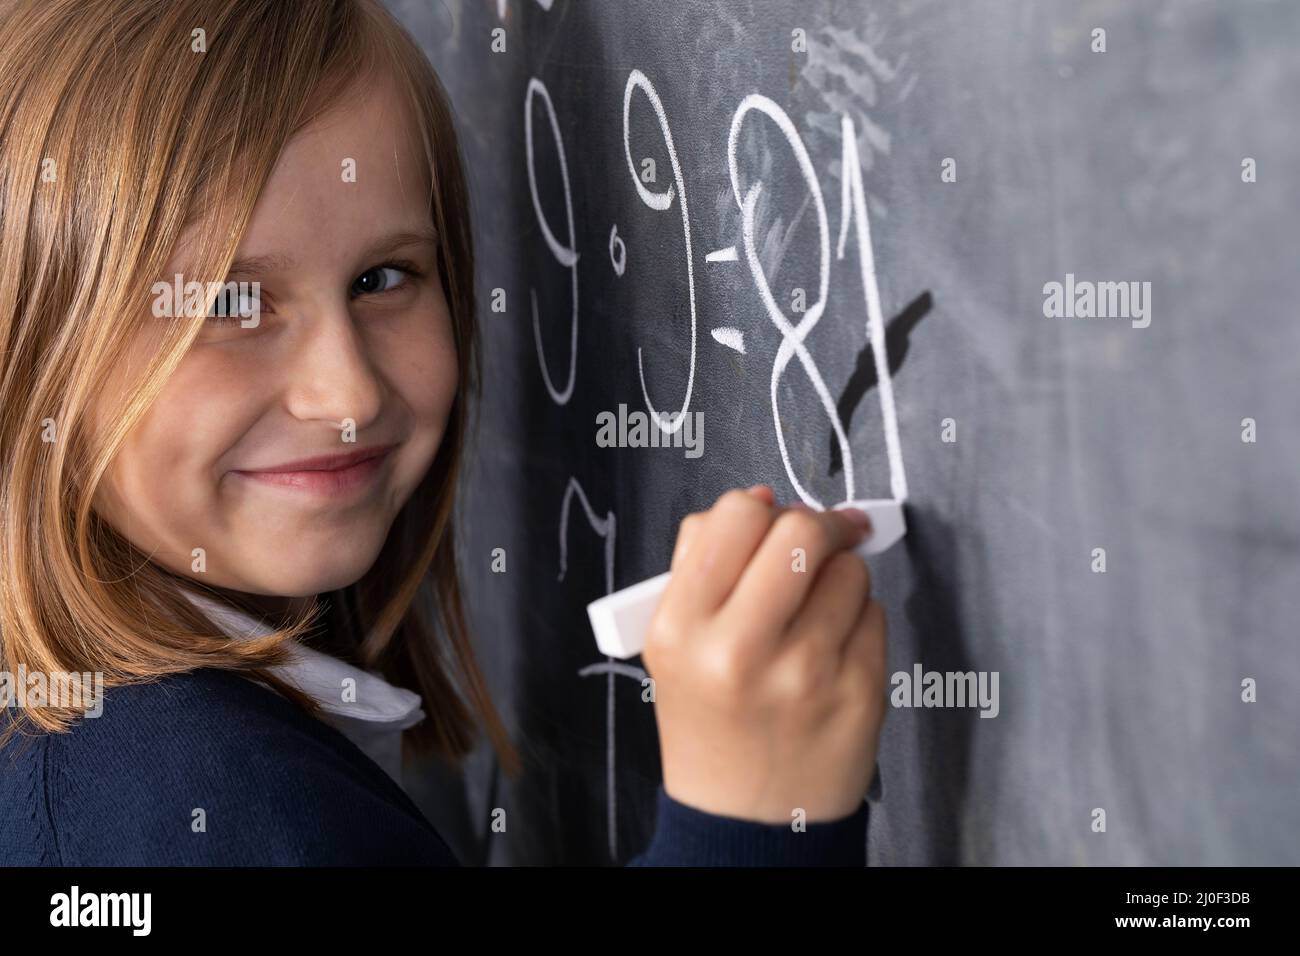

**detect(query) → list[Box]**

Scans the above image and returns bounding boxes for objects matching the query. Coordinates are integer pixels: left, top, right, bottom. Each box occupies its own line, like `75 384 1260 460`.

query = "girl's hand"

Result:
642 485 887 824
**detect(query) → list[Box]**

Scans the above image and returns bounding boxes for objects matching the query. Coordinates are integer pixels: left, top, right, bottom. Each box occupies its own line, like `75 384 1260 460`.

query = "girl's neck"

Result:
186 581 361 664
209 586 317 625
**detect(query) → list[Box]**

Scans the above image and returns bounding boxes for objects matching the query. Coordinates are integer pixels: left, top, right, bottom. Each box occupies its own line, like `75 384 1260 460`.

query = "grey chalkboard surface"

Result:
388 0 1300 864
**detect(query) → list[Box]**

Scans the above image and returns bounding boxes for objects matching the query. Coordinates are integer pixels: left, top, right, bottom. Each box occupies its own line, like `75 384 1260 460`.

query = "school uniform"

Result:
0 594 869 865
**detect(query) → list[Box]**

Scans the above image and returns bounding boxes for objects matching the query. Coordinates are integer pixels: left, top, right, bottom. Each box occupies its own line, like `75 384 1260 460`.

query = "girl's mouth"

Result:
231 444 396 497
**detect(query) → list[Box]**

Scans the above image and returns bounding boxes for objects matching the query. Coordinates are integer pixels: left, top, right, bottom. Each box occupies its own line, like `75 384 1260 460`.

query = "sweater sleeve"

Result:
627 786 869 866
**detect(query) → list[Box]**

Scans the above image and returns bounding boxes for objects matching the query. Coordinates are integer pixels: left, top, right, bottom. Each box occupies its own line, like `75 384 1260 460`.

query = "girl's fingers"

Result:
785 549 873 657
725 506 870 633
671 485 771 571
670 514 702 570
663 487 778 618
842 598 888 699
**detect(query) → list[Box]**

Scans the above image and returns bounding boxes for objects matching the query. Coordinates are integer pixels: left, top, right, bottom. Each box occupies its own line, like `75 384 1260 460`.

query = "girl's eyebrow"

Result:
224 226 439 279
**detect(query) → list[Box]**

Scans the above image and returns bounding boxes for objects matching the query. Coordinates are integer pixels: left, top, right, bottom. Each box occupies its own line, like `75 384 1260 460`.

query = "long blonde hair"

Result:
0 0 518 774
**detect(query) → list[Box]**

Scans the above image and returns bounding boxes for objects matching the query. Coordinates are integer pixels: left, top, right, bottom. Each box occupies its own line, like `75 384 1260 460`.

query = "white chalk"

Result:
587 498 906 660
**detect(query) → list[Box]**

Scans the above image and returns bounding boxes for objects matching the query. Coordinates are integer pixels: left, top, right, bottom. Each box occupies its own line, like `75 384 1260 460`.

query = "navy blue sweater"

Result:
0 668 868 865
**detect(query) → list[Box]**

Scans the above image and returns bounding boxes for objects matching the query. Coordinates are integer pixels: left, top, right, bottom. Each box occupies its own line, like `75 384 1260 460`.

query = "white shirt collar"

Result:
178 587 426 789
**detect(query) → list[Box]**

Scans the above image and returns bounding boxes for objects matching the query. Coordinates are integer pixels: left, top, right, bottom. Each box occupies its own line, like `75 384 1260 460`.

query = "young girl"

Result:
0 0 887 866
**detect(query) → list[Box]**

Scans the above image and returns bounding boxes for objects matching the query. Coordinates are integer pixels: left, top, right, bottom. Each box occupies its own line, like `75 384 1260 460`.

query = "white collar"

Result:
178 587 426 787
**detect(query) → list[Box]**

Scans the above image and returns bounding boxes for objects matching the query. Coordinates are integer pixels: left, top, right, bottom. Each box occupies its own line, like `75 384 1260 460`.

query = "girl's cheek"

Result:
391 302 458 423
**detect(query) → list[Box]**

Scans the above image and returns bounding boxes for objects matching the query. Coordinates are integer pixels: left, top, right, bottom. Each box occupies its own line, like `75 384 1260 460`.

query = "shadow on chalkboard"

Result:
831 290 933 477
898 500 976 864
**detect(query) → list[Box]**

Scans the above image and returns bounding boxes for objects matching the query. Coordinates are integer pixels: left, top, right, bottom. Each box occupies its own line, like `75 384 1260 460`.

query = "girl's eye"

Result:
201 262 418 328
206 287 262 326
352 264 413 297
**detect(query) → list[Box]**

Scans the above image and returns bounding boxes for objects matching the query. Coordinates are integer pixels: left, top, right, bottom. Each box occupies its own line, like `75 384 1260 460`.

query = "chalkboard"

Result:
389 0 1300 864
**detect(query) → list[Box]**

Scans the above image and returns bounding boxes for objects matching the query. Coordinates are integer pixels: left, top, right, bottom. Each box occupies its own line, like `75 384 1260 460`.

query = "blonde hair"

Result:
0 0 519 775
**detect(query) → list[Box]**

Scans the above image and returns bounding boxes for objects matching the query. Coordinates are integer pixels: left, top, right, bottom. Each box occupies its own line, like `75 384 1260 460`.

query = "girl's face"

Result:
91 73 457 616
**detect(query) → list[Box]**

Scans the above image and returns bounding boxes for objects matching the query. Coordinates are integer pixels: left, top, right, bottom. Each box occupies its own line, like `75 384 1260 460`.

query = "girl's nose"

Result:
281 305 385 431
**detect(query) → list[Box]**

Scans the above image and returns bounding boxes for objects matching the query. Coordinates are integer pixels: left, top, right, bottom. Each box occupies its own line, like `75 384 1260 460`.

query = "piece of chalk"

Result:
587 498 906 660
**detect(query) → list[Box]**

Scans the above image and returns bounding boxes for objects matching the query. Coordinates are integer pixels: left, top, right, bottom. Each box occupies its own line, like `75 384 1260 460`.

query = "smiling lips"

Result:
232 444 396 495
